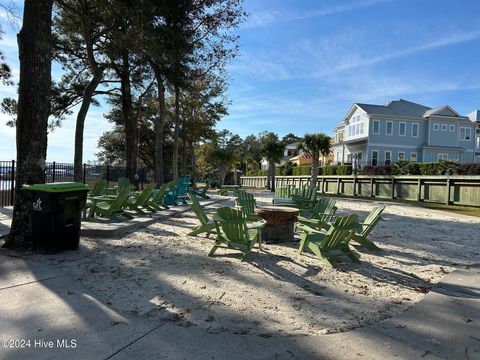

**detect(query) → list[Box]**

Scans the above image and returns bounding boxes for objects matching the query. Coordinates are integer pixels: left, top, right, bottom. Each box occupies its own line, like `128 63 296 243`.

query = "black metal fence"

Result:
0 160 153 207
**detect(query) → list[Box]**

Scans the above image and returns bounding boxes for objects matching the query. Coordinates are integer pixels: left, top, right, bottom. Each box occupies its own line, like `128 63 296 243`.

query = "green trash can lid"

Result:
23 182 89 192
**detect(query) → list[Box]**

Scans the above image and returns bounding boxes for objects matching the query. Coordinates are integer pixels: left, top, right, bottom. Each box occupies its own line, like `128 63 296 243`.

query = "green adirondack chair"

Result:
293 185 317 210
234 193 260 222
188 192 216 236
209 207 265 259
352 205 385 251
118 177 133 191
89 186 133 221
147 182 172 210
125 184 155 214
297 197 337 230
298 214 360 266
235 189 250 202
191 183 210 199
89 179 108 197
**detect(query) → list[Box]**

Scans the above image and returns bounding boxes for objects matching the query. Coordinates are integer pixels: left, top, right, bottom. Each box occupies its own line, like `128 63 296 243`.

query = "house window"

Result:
410 152 417 162
399 122 406 136
371 150 379 166
385 151 392 165
438 153 448 161
460 127 472 140
398 152 405 161
412 123 419 137
449 124 455 132
433 123 440 131
287 149 297 157
372 120 380 134
386 121 393 135
441 124 447 132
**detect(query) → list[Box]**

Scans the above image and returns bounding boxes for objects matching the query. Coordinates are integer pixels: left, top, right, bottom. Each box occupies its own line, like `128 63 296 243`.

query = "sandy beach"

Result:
10 191 480 338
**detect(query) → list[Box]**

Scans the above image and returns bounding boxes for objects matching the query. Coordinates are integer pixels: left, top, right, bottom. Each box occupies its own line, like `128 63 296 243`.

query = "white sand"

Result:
18 191 480 336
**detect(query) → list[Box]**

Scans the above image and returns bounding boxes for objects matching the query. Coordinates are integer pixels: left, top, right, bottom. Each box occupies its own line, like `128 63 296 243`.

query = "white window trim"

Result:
372 120 380 135
441 123 447 132
385 150 392 165
398 151 405 161
371 150 379 166
412 122 419 138
410 152 417 162
433 123 440 131
386 121 393 136
449 124 455 132
399 122 406 136
459 126 472 141
438 153 448 161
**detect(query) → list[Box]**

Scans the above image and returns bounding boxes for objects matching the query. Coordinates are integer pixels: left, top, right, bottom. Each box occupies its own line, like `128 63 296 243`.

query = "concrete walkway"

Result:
0 253 478 360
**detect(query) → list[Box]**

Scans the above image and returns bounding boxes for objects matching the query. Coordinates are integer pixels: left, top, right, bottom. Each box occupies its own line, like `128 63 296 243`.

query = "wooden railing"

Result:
240 175 480 207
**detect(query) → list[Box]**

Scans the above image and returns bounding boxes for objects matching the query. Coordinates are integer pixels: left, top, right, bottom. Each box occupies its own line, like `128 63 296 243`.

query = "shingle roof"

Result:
355 99 431 118
423 106 444 118
423 105 460 118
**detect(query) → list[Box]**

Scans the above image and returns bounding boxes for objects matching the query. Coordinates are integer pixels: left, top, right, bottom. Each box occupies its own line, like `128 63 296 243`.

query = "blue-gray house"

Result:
332 99 477 166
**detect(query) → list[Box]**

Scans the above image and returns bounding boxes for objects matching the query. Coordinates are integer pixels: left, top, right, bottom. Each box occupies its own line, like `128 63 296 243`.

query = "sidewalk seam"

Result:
103 322 165 360
0 273 69 291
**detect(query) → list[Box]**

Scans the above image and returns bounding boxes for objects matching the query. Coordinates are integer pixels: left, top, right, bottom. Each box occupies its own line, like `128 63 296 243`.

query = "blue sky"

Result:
1 0 480 162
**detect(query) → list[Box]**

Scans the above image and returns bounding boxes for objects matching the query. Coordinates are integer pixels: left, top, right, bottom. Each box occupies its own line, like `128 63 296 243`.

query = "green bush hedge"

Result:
292 166 310 176
336 165 352 175
246 161 480 177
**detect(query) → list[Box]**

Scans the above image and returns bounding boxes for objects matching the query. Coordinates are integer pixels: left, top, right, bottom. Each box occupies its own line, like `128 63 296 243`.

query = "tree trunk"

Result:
73 1 104 182
152 63 166 186
120 51 138 183
266 162 271 189
233 168 238 185
181 138 187 175
311 153 319 186
270 163 276 192
190 141 196 187
4 0 53 249
172 85 180 180
219 169 226 187
73 71 103 182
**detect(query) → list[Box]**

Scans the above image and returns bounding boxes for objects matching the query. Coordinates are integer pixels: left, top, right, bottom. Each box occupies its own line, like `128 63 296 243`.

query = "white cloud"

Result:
231 27 480 82
244 0 395 29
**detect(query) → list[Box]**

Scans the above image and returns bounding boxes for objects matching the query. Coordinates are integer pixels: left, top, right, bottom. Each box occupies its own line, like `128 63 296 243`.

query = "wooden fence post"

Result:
417 178 422 201
446 178 451 205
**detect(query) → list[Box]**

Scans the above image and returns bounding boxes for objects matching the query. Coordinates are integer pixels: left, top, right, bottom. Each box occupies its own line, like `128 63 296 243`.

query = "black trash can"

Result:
23 182 89 252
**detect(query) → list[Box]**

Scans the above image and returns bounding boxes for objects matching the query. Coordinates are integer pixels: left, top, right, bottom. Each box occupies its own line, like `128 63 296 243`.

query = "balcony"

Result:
344 121 368 143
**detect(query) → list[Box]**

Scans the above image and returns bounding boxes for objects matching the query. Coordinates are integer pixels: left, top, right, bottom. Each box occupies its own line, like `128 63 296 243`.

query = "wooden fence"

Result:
240 175 480 207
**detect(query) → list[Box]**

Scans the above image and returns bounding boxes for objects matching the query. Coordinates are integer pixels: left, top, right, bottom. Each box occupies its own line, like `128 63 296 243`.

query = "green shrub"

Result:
437 159 460 175
293 165 310 175
258 170 268 176
323 165 337 175
392 160 410 175
406 162 421 175
419 162 441 175
336 165 352 175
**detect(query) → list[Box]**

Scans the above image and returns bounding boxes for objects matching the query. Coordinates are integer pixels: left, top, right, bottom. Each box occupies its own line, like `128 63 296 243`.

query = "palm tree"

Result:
260 132 284 192
208 148 238 187
299 133 331 186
